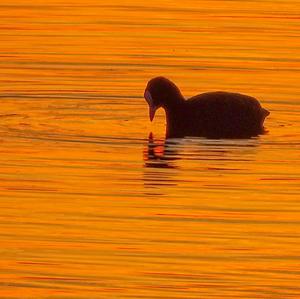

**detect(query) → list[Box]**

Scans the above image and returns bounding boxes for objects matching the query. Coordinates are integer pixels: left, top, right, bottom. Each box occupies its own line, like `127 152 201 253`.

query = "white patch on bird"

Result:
144 90 153 106
144 90 157 121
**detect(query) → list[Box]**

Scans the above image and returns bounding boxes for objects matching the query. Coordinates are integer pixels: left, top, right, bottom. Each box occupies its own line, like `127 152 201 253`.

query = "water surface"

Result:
0 0 300 298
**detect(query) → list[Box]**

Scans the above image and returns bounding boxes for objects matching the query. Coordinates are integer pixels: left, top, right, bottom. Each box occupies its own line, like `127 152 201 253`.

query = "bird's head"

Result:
144 76 183 121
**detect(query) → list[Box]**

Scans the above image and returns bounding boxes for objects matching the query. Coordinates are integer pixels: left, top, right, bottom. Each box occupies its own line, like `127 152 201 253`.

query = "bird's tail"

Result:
260 108 270 129
262 108 270 117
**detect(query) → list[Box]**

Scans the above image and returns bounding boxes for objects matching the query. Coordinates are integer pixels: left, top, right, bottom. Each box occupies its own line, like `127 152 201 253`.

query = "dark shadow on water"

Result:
143 132 260 167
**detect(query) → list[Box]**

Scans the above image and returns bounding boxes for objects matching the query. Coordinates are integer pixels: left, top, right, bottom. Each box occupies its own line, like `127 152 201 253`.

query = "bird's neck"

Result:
163 96 186 138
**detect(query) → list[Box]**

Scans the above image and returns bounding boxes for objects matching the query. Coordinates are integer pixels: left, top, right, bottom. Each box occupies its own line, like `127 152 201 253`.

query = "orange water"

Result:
0 1 300 298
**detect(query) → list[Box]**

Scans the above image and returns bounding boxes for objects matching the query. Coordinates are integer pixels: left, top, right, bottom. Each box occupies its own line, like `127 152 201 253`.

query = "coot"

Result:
144 77 270 138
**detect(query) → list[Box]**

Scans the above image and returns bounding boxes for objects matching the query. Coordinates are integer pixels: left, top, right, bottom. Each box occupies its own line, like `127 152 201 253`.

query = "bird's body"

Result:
166 91 269 138
144 77 270 139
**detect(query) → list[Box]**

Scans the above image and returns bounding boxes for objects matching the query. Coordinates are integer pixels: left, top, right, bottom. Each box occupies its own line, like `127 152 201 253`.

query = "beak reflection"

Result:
143 133 180 169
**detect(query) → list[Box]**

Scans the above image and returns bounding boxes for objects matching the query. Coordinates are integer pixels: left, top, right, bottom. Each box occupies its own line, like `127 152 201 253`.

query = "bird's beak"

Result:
144 90 157 122
149 106 156 122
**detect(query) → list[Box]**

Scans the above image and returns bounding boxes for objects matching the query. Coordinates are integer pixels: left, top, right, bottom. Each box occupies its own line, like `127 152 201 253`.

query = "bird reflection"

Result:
142 132 260 196
143 132 180 169
143 133 180 196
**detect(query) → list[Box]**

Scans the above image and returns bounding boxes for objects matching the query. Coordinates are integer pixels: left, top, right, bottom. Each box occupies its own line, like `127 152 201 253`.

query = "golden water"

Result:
0 1 300 298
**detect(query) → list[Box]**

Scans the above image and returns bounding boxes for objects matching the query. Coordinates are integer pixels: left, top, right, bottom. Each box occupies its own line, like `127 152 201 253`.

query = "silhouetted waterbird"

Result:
144 77 270 138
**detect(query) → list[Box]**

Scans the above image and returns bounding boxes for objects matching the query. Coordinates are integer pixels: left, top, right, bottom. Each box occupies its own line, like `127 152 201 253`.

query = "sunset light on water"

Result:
0 1 300 298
